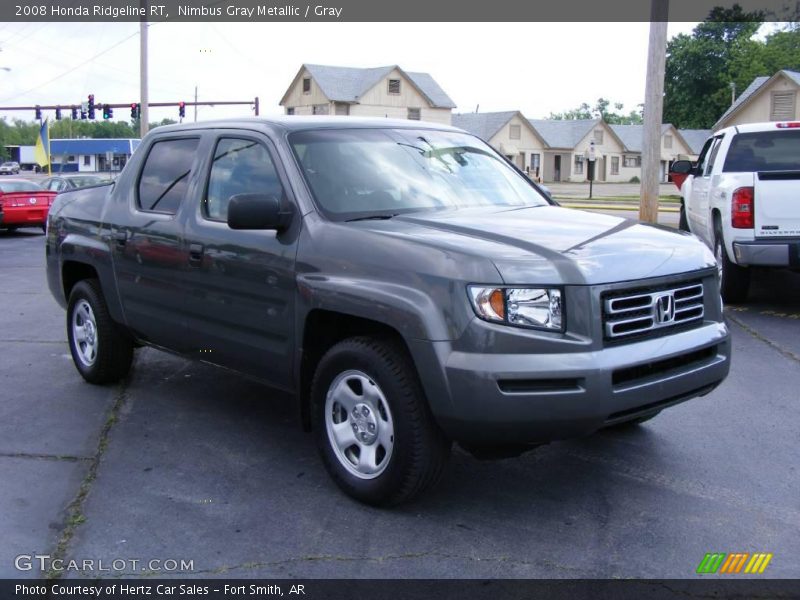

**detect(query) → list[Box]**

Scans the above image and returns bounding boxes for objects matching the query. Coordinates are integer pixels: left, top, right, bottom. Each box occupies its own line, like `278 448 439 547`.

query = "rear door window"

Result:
723 130 800 172
137 138 200 214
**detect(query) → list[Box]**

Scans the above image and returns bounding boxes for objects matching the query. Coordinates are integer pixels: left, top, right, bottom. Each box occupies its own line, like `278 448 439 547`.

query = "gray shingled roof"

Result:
526 119 599 149
715 70 800 128
678 129 712 154
451 111 519 141
301 64 456 108
405 71 456 109
608 124 672 153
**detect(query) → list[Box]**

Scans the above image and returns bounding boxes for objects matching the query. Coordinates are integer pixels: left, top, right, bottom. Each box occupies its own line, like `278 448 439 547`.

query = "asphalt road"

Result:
1 223 799 580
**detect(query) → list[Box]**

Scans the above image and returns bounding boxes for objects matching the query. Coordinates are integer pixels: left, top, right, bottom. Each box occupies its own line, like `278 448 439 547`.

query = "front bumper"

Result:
733 239 800 267
413 319 730 446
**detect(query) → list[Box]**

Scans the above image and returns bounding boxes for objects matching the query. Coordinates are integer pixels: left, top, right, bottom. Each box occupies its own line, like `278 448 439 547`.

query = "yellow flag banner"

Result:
33 119 50 167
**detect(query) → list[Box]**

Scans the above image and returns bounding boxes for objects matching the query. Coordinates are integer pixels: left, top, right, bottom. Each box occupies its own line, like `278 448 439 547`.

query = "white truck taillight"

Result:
731 187 754 229
776 122 800 128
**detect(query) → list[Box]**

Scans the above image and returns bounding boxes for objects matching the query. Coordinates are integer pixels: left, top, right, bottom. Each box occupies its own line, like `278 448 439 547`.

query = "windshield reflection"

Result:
290 128 550 220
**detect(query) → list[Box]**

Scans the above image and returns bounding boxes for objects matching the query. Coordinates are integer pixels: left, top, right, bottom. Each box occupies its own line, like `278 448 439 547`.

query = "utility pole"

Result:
139 0 149 137
640 0 669 224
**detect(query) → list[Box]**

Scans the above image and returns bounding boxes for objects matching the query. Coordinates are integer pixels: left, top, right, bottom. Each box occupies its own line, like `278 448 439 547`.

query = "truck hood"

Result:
354 205 715 285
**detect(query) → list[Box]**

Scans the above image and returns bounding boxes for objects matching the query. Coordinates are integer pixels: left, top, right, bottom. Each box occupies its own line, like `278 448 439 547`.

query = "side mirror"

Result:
670 160 694 175
227 194 292 231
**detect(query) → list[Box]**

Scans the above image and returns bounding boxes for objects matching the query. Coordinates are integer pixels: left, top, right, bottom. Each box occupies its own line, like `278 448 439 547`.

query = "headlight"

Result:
468 286 563 331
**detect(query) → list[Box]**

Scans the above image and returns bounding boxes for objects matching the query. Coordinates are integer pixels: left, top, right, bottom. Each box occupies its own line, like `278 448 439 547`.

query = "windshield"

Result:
0 181 42 193
67 176 103 188
723 129 800 172
290 128 550 220
1 162 15 167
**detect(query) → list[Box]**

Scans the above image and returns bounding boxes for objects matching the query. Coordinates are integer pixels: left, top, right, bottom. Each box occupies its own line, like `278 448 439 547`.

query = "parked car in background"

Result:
0 179 57 231
0 161 21 175
41 175 106 193
670 121 800 302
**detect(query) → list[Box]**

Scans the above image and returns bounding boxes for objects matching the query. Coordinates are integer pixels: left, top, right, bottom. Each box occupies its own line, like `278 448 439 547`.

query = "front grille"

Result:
603 280 704 342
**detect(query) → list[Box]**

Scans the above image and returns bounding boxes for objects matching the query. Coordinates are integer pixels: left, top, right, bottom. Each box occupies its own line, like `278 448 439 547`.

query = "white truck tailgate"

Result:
755 171 800 238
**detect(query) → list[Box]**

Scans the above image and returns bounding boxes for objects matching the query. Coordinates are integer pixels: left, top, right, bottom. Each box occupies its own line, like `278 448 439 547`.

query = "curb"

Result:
559 203 680 213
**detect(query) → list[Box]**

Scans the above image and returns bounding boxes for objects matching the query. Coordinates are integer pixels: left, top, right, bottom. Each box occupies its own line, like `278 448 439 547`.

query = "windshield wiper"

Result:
346 214 398 222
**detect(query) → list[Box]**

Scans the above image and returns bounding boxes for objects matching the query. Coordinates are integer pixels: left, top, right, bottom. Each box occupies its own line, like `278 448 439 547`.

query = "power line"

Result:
0 30 139 103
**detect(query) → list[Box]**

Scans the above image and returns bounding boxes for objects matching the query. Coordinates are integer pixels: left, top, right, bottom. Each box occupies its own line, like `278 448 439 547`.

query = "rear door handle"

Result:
189 243 204 263
112 230 127 247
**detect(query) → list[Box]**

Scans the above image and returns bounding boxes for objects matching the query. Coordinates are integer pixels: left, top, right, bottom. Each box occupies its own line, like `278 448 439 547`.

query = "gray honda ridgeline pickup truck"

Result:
46 117 731 505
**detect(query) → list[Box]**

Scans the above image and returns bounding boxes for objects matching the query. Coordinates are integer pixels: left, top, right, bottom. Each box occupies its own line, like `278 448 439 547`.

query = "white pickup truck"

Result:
670 121 800 302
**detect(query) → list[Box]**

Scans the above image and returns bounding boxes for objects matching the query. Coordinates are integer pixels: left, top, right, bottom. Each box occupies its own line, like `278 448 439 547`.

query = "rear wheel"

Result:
714 227 749 303
67 279 133 384
311 336 450 506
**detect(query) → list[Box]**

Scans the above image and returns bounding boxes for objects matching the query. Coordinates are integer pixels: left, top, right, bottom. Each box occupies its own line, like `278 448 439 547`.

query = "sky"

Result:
0 22 702 126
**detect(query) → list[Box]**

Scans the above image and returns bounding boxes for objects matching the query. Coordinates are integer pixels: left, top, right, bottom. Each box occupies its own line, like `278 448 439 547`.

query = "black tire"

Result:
678 201 689 232
604 411 661 430
311 336 450 506
67 279 133 384
714 227 750 303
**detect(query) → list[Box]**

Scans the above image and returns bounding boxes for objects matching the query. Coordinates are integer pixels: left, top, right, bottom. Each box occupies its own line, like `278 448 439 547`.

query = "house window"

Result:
407 107 421 121
663 135 673 149
83 155 90 166
611 156 620 175
335 103 350 116
574 155 584 175
623 155 640 168
286 107 295 115
312 104 329 115
770 91 795 121
388 79 401 94
67 155 76 162
593 129 604 144
302 77 311 94
509 124 521 140
530 153 541 171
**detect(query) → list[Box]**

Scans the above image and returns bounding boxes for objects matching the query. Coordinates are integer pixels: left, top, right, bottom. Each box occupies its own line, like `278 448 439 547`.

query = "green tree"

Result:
663 6 768 129
549 98 643 124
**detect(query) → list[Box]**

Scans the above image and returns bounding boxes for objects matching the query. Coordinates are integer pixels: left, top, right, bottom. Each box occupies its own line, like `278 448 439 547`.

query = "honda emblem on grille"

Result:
28 197 36 205
655 293 675 324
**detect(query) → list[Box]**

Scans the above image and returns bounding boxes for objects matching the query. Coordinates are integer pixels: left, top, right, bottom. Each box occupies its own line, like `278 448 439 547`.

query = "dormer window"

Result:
388 79 401 95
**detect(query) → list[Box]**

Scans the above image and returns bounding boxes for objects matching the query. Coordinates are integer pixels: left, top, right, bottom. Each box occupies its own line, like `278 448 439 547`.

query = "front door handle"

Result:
189 243 204 263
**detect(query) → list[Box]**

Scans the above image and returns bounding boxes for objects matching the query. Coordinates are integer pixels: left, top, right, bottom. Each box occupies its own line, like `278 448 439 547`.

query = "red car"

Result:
0 179 57 232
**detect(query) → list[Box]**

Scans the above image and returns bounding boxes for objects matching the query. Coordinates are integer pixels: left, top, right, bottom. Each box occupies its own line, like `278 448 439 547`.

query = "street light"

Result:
584 141 597 199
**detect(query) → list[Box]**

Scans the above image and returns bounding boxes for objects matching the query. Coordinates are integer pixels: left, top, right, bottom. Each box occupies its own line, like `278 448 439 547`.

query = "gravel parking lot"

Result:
1 223 799 580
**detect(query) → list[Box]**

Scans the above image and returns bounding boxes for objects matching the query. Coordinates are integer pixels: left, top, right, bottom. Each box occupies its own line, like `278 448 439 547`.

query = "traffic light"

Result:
35 105 42 120
178 101 186 118
71 106 78 120
88 94 95 119
130 103 139 119
102 104 113 119
55 107 62 120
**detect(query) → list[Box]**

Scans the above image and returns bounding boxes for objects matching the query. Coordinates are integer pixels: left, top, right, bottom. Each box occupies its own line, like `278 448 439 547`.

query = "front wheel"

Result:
311 336 450 506
714 231 750 303
678 201 689 232
67 279 134 384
